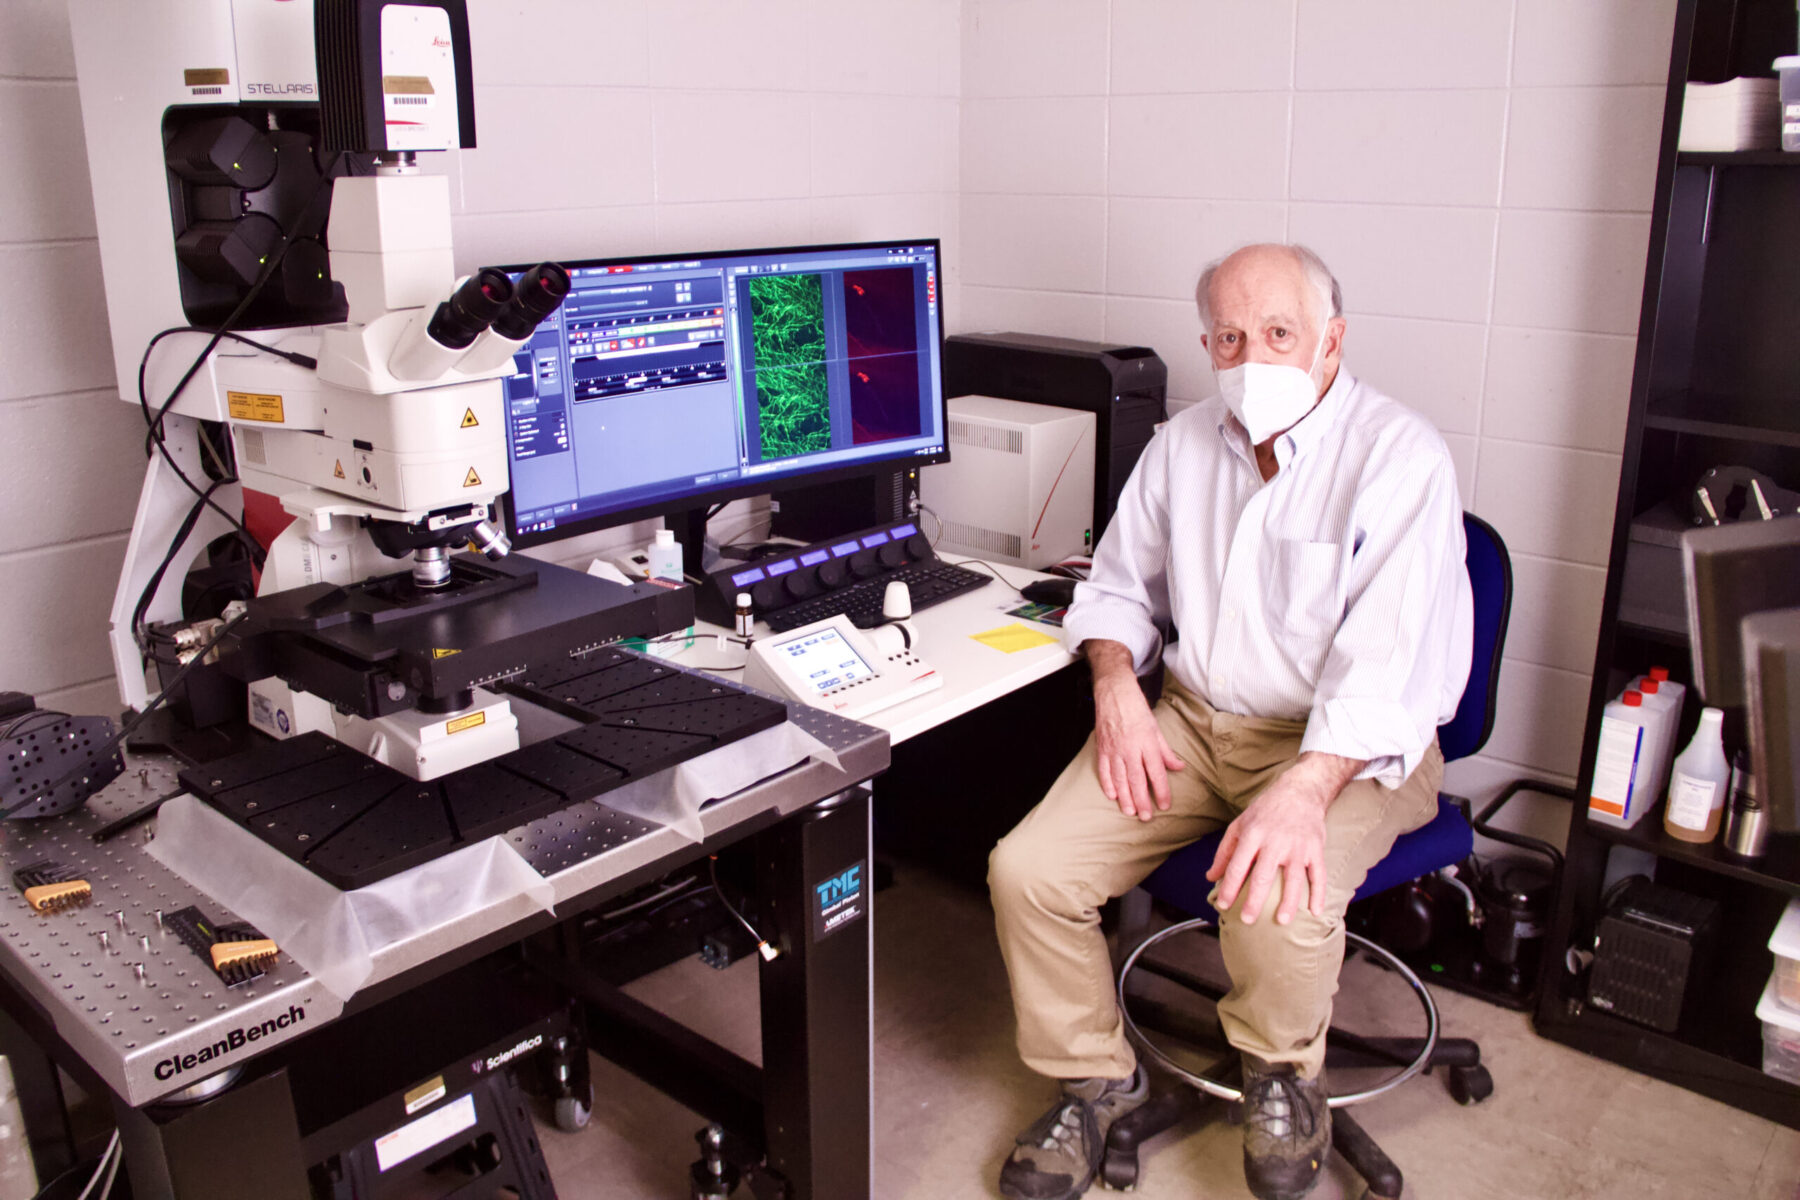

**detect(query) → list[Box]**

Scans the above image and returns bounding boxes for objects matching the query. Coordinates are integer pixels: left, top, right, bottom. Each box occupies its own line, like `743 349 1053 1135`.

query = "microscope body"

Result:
69 0 589 780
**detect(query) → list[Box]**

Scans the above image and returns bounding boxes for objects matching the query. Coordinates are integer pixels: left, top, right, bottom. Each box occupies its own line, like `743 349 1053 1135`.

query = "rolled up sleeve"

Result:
1061 427 1172 675
1299 452 1473 787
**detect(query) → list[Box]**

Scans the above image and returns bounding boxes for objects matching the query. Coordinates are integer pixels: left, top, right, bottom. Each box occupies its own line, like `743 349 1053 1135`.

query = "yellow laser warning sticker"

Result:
463 467 482 487
446 712 487 735
461 408 479 428
432 648 460 659
184 68 230 86
333 460 346 479
227 391 285 423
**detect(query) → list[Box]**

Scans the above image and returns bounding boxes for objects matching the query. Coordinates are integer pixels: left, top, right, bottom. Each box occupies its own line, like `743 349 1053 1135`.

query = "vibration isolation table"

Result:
0 662 888 1200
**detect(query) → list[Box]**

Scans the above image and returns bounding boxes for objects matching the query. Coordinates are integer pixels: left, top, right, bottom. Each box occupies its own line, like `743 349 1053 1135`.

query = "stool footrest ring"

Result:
1115 916 1440 1109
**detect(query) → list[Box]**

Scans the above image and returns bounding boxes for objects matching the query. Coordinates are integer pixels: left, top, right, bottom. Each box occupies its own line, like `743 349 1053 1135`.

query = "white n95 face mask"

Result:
1214 334 1328 444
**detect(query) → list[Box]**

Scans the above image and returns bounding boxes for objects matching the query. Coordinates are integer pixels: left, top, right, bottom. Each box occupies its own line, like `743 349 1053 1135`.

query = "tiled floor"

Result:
536 867 1800 1199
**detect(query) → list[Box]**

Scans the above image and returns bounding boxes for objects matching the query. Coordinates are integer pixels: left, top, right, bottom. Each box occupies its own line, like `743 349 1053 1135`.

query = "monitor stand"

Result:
769 470 913 542
665 468 918 584
669 507 712 582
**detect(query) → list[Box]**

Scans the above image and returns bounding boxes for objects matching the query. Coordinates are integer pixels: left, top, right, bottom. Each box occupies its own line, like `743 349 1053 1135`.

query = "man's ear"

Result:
1325 316 1347 361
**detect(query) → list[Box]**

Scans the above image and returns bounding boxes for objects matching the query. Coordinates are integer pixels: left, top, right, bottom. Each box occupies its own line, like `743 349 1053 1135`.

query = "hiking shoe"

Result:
1240 1057 1330 1200
998 1066 1148 1200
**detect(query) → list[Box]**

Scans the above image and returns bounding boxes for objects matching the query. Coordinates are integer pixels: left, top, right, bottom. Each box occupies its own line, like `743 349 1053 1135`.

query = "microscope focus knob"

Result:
783 571 818 600
877 542 906 569
904 533 932 560
850 550 883 580
817 560 846 589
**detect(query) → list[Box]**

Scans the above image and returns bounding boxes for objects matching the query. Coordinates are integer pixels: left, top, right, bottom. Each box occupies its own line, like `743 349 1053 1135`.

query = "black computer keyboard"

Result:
763 560 992 632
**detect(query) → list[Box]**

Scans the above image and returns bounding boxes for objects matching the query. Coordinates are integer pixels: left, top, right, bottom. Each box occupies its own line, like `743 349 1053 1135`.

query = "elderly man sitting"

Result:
988 243 1472 1200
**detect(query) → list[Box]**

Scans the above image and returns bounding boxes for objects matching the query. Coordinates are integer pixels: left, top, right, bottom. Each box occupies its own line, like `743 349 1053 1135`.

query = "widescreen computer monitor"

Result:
498 239 948 550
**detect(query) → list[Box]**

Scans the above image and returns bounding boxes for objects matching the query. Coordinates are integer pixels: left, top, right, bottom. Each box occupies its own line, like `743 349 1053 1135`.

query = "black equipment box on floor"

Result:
283 956 573 1200
944 333 1168 547
1586 878 1720 1033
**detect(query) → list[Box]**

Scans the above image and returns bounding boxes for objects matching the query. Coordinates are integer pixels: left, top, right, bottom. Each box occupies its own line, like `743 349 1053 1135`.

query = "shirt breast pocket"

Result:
1274 538 1343 641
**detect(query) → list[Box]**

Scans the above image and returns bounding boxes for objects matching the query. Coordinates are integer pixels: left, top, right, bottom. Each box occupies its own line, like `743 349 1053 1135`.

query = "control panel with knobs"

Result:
697 520 947 628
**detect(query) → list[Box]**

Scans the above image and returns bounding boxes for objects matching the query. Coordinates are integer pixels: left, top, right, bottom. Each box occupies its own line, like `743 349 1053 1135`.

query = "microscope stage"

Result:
232 554 694 718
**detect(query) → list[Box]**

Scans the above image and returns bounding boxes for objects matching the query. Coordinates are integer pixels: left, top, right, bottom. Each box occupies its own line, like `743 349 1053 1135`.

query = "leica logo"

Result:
433 36 452 48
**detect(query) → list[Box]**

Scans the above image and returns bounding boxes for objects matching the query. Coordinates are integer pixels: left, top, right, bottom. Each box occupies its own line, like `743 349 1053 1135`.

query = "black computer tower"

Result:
943 333 1168 547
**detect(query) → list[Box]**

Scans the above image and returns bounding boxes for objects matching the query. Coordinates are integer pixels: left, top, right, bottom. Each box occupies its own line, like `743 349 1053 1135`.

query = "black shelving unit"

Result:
1533 0 1800 1128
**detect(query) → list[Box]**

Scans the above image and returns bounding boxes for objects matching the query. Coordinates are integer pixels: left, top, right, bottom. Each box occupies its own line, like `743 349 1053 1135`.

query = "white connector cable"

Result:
708 855 779 962
76 1131 122 1200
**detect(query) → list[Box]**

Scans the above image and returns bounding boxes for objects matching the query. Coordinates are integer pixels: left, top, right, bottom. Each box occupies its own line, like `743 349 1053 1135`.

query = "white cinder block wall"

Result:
956 0 1676 825
0 0 145 718
6 0 1680 834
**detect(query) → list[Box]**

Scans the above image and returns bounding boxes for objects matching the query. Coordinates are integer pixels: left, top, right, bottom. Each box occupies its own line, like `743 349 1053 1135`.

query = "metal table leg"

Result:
112 1068 310 1200
753 786 872 1200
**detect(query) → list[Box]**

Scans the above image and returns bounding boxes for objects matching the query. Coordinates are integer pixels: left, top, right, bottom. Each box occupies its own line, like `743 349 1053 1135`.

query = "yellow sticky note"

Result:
972 622 1060 654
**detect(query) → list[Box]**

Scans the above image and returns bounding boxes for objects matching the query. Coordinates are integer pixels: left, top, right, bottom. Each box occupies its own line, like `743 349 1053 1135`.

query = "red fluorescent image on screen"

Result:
842 267 922 445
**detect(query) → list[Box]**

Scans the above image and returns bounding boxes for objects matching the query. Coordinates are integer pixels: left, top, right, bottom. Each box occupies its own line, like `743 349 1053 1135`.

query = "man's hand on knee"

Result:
1207 752 1363 925
1085 641 1185 822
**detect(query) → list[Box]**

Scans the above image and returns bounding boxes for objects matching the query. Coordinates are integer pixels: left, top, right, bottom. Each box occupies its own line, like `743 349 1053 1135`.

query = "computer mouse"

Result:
1020 578 1078 607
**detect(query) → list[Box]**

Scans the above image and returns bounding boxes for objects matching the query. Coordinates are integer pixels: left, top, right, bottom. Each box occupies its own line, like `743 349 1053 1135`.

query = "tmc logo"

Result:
816 865 861 908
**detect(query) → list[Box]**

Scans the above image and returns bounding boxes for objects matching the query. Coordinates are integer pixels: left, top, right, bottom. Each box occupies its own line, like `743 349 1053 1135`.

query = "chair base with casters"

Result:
1105 916 1490 1199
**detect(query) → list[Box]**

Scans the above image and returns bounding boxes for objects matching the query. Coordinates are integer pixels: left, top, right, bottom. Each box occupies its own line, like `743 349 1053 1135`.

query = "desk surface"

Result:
678 557 1079 745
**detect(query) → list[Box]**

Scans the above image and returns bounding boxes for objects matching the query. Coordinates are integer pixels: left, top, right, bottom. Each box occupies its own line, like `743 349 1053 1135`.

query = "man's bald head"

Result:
1194 243 1347 413
1194 244 1341 336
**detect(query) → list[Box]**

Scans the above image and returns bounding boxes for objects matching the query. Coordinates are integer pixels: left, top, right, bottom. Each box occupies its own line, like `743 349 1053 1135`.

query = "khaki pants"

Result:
988 675 1442 1081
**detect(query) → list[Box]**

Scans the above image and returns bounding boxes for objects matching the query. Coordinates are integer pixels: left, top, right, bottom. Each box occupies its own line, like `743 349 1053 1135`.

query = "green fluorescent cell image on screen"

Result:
748 273 831 458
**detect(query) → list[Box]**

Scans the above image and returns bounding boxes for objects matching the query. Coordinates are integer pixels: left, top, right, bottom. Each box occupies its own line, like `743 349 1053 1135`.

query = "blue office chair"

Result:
1103 512 1512 1200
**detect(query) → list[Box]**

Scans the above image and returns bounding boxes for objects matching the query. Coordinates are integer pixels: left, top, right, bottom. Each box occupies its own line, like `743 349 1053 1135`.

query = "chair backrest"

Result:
1438 512 1511 764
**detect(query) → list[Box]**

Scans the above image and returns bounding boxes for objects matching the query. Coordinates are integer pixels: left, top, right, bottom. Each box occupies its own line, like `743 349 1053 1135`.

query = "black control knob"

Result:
877 542 906 569
850 550 883 580
783 571 818 601
904 533 931 560
751 579 783 611
818 560 846 589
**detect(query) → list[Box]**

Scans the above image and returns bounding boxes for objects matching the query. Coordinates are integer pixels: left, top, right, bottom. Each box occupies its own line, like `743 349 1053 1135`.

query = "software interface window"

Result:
504 243 946 537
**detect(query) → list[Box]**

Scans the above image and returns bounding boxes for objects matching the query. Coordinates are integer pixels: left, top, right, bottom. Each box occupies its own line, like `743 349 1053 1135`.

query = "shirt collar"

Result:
1216 367 1356 473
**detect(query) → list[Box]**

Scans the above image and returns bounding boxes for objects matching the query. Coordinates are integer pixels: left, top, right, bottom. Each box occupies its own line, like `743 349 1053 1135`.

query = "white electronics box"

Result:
922 395 1096 570
743 615 941 721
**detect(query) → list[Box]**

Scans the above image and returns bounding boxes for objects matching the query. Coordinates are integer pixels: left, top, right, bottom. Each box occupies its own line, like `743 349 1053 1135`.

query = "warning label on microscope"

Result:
811 860 867 942
227 391 285 423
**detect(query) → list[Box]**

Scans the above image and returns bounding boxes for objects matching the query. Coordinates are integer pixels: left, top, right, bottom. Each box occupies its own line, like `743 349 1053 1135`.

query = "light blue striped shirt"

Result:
1062 368 1473 787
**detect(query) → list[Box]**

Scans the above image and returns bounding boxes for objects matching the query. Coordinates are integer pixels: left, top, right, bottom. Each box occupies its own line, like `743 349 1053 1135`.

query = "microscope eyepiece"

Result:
492 263 571 341
425 268 515 351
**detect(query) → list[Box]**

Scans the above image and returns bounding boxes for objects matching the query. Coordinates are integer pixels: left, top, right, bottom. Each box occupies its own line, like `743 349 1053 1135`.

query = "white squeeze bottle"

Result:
1635 677 1679 805
1589 689 1653 828
1665 707 1730 843
646 528 684 583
